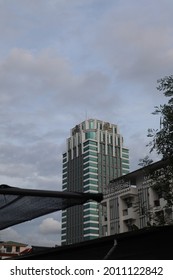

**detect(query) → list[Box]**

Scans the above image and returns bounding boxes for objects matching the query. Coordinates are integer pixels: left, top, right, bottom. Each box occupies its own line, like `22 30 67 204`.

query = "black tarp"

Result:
0 184 103 230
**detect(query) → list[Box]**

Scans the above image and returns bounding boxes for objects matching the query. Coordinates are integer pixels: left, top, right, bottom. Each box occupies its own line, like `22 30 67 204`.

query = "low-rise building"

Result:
0 241 30 259
101 160 172 237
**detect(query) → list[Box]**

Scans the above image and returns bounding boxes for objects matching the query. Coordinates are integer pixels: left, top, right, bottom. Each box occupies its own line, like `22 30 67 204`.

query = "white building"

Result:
101 160 172 237
0 241 29 259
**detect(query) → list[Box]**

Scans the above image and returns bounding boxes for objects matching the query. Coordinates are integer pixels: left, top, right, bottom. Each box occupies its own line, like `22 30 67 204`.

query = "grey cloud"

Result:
0 140 62 189
0 0 110 55
0 48 121 145
93 0 173 86
39 218 61 235
0 228 21 243
0 49 113 110
0 215 62 246
0 49 72 103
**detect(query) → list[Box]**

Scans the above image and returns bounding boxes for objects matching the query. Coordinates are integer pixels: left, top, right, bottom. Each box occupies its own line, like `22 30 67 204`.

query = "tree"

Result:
138 76 173 226
147 76 173 160
147 76 173 206
138 155 153 167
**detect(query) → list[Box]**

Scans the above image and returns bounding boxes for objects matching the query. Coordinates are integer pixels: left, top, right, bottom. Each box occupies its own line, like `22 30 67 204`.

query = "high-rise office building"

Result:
61 119 129 245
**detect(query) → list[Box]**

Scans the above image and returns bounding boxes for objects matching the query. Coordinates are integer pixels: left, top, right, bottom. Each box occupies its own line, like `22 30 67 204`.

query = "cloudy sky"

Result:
0 0 173 247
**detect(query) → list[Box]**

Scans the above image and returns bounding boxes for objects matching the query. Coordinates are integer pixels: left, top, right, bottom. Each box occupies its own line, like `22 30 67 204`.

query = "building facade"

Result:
0 241 29 259
101 160 172 237
61 119 129 245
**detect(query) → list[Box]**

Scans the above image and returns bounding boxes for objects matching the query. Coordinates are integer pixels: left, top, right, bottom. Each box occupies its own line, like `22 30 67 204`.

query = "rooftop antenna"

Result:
85 109 88 121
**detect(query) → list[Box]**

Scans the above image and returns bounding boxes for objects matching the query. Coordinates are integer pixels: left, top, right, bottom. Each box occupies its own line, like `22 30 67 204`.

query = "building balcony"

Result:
120 186 137 200
122 207 137 221
152 205 162 212
102 214 108 225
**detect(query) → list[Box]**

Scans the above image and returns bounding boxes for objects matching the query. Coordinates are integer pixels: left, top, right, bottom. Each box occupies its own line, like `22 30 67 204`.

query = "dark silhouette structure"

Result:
12 225 173 260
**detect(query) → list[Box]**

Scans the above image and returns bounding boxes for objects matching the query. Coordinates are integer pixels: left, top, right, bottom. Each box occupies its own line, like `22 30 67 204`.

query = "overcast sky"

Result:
0 0 173 247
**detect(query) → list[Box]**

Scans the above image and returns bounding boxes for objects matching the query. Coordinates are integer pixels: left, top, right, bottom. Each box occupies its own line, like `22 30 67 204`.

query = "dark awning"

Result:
0 184 103 230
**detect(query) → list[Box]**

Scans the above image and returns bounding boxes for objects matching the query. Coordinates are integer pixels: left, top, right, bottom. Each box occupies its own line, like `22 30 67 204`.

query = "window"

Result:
123 209 128 216
104 215 107 221
84 186 98 192
84 216 98 222
5 246 12 253
89 120 94 129
83 168 97 174
154 200 160 207
83 179 98 186
85 131 96 140
83 173 98 180
83 162 98 168
84 145 97 152
16 246 20 253
84 229 99 234
83 156 98 163
127 203 133 208
83 151 97 157
83 140 97 147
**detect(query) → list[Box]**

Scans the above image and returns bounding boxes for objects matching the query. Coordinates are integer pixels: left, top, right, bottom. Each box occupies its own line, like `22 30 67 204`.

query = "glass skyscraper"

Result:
61 119 129 245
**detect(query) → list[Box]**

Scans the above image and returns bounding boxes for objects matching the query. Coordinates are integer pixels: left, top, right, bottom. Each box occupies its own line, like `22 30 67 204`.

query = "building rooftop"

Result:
0 241 28 247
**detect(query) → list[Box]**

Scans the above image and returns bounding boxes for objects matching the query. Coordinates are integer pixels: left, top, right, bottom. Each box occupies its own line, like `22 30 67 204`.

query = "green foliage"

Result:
138 75 173 226
149 76 173 212
138 156 153 167
150 164 173 207
147 76 173 160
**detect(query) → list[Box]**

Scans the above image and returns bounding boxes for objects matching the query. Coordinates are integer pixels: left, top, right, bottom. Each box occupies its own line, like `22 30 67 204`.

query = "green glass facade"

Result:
61 119 129 245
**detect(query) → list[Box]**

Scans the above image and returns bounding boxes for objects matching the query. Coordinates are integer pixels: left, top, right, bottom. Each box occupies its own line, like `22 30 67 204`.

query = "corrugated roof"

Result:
0 241 27 247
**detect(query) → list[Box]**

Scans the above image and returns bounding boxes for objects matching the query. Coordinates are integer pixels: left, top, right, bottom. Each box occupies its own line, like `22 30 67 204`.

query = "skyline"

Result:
0 0 173 246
